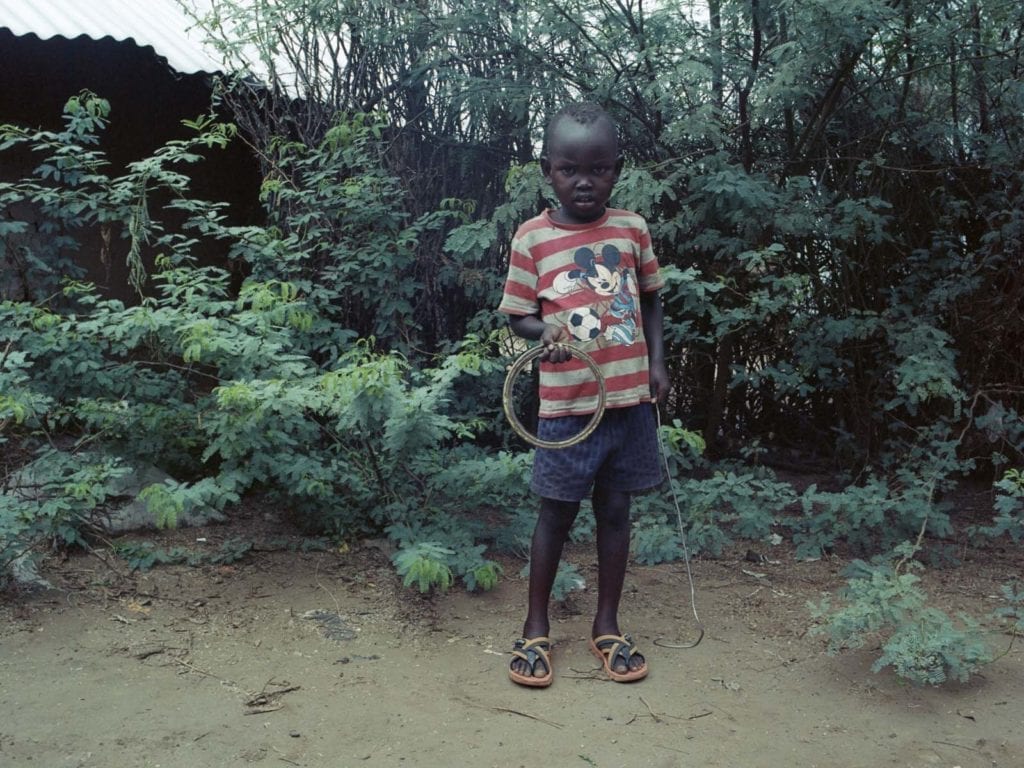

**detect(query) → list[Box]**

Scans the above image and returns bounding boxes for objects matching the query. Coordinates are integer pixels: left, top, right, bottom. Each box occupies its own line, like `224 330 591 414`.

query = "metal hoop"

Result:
502 343 606 450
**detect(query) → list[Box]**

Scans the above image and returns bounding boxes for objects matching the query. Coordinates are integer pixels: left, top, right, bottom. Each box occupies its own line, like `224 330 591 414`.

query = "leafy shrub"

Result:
392 542 455 593
972 469 1024 542
788 477 940 560
0 94 528 587
1 449 133 578
809 544 993 685
993 582 1024 635
388 510 508 594
634 465 795 560
874 610 991 686
114 537 253 572
630 515 684 566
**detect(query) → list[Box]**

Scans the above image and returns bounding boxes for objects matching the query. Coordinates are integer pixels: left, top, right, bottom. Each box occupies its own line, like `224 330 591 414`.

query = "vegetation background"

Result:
2 0 1023 686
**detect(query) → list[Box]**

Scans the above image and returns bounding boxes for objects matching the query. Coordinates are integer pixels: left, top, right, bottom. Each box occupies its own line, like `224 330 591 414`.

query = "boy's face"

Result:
541 118 622 225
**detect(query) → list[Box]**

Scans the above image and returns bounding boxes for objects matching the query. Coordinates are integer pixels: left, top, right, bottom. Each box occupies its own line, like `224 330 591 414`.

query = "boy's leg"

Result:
510 497 580 678
591 485 645 674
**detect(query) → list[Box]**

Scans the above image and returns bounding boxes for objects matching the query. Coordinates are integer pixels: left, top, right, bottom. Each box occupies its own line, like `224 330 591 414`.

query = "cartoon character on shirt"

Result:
553 244 639 345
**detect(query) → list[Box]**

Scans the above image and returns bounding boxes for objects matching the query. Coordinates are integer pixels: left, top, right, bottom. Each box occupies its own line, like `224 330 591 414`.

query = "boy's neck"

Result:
550 206 608 226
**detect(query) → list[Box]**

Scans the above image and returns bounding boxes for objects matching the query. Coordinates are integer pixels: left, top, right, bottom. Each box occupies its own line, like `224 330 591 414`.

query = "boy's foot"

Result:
508 637 553 687
589 633 648 682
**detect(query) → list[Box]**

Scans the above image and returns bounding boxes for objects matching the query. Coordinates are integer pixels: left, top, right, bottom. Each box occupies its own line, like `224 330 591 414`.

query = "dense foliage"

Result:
2 0 1023 683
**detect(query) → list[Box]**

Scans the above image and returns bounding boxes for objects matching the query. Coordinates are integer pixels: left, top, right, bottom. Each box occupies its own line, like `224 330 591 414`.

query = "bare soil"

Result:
1 506 1022 768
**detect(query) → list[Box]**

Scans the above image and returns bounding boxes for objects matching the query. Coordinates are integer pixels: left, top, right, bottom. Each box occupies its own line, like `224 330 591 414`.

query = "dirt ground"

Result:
1 507 1022 768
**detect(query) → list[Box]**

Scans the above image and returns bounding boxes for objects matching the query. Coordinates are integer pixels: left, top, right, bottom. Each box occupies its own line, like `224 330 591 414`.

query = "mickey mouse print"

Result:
551 243 639 347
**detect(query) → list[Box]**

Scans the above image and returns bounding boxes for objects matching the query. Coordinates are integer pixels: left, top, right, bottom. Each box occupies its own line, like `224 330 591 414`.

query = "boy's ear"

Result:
540 155 552 179
614 154 625 176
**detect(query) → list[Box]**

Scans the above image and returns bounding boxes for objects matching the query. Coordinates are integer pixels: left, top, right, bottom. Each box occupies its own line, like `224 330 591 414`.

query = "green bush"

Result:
1 450 133 575
809 545 993 685
973 469 1024 543
0 94 526 587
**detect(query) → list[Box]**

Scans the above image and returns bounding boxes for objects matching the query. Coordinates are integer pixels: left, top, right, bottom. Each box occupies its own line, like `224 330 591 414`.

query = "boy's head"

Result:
541 103 623 225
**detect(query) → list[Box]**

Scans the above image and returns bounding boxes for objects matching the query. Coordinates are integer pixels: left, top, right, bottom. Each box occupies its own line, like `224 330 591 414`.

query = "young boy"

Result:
499 102 669 687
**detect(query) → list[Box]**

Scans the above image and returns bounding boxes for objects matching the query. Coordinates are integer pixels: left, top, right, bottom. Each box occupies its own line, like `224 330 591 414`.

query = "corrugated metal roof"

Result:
0 0 225 74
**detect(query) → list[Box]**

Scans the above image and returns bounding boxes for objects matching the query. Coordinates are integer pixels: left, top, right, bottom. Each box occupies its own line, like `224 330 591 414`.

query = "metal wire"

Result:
502 343 607 450
652 407 705 649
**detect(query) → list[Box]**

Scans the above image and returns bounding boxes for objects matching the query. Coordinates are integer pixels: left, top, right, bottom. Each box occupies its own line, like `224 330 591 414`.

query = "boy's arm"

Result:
640 291 670 403
508 314 573 363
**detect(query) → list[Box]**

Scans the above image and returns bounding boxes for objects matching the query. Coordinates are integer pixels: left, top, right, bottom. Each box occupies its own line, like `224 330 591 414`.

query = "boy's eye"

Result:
559 167 576 177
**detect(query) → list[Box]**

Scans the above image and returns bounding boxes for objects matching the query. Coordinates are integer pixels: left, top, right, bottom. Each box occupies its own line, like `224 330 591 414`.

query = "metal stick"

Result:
652 406 705 649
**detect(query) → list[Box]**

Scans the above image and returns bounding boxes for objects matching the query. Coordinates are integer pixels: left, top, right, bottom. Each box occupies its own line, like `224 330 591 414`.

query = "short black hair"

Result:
543 102 618 155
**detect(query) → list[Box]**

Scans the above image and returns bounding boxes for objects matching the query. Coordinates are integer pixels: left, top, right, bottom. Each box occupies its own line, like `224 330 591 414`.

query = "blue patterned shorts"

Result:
530 404 663 502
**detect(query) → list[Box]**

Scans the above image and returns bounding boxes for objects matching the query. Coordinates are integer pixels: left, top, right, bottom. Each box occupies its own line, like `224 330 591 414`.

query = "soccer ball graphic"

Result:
567 307 603 342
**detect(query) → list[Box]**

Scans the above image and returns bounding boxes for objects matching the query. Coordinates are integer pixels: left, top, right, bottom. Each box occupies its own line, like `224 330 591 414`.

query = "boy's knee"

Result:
593 487 631 528
538 497 579 531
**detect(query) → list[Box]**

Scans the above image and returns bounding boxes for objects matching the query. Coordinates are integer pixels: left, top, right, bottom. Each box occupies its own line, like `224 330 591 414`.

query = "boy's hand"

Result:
649 360 670 403
540 323 573 363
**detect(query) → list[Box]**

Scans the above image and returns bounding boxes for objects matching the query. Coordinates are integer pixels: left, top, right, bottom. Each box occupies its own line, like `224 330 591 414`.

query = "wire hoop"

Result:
502 343 606 450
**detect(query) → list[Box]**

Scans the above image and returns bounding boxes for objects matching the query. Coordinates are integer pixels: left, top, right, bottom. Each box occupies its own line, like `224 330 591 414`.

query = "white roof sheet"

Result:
0 0 226 74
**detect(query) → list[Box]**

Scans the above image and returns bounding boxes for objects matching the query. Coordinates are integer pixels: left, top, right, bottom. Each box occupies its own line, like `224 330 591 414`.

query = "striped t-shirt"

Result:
499 208 665 418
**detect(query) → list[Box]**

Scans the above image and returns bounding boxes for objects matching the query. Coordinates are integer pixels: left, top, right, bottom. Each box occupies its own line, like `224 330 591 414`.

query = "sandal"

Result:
508 636 553 687
589 633 648 682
